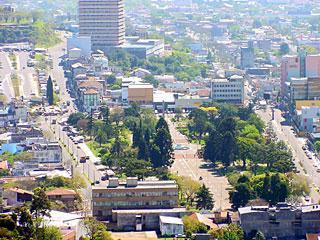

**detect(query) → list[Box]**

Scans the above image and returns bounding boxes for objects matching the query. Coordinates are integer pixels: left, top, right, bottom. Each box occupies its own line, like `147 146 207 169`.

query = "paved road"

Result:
257 106 320 203
0 51 38 100
0 52 14 99
167 116 231 210
17 51 39 98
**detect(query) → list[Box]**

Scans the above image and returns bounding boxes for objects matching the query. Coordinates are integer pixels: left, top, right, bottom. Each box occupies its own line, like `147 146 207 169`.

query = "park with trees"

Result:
175 102 309 209
67 103 174 180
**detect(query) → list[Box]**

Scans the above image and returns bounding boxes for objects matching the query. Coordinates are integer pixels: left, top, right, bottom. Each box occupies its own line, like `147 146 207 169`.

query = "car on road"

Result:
174 144 189 150
80 157 86 163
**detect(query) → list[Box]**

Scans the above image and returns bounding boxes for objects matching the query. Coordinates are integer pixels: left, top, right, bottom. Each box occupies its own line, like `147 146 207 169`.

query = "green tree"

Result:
279 42 290 55
229 183 252 209
106 75 117 84
46 76 54 106
95 129 107 146
196 184 214 210
182 215 208 238
30 187 51 237
122 159 152 180
15 205 34 239
151 127 173 168
175 107 183 121
172 175 201 206
220 131 237 166
155 117 169 132
83 217 113 240
236 136 257 168
253 19 262 28
42 226 63 240
314 141 320 152
203 130 220 164
210 224 244 240
100 105 110 126
254 231 266 240
67 113 86 126
269 174 289 205
144 75 159 87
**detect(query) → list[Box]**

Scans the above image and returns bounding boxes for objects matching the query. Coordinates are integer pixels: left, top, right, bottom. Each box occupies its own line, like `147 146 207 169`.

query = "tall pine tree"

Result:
151 118 173 168
196 184 214 210
46 76 54 106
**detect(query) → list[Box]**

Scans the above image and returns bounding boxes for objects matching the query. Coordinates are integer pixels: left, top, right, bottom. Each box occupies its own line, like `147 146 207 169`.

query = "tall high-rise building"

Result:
79 0 125 51
240 42 255 70
280 52 320 96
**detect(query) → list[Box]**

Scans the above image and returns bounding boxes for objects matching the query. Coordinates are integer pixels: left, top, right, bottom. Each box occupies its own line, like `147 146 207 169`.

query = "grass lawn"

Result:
11 74 20 97
0 93 7 103
9 53 17 70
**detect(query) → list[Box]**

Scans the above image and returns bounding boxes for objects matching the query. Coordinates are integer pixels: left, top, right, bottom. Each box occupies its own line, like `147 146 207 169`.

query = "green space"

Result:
10 73 21 97
68 103 174 180
31 20 61 48
176 102 307 209
108 42 209 83
0 93 7 103
8 53 17 70
0 10 60 48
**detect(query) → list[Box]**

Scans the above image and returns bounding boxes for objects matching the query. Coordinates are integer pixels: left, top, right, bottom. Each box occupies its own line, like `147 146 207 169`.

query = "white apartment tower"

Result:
79 0 125 51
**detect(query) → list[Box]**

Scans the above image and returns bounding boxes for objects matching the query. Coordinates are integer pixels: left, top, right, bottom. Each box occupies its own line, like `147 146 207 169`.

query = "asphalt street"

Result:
0 51 38 100
167 116 231 210
257 106 320 203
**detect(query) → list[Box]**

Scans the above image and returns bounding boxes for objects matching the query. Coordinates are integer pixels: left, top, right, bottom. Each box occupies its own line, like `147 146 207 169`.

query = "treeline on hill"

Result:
67 103 174 179
178 103 308 209
107 44 209 82
0 9 60 47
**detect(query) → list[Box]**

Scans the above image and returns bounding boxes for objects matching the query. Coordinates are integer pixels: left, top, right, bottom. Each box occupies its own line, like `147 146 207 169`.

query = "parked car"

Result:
80 157 86 163
174 144 189 150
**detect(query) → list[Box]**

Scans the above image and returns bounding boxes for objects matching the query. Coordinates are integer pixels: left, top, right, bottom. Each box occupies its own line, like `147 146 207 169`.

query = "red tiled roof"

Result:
0 160 8 170
9 187 33 195
46 188 76 196
306 234 320 240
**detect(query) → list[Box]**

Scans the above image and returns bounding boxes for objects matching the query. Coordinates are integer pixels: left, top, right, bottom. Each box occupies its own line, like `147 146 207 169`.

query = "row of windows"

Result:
213 94 242 98
93 200 177 207
93 191 178 198
213 84 242 88
214 89 242 92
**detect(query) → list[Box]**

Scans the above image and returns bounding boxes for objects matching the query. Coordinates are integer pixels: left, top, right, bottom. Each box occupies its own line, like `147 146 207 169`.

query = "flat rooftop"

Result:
93 180 178 190
112 207 186 214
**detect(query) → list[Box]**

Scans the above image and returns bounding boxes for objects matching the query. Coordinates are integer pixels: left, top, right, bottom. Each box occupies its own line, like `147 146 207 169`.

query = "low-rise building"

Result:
111 208 187 231
44 210 86 240
289 77 320 101
211 75 245 105
121 39 165 59
47 188 77 211
3 188 33 206
78 88 100 112
239 203 320 239
128 84 153 104
92 177 179 221
297 106 320 132
159 216 184 237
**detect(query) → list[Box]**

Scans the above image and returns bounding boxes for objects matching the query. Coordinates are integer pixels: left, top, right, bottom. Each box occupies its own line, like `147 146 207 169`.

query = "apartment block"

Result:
240 46 254 69
280 53 320 95
211 75 245 105
92 177 179 220
289 77 320 101
239 203 320 239
78 0 125 51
